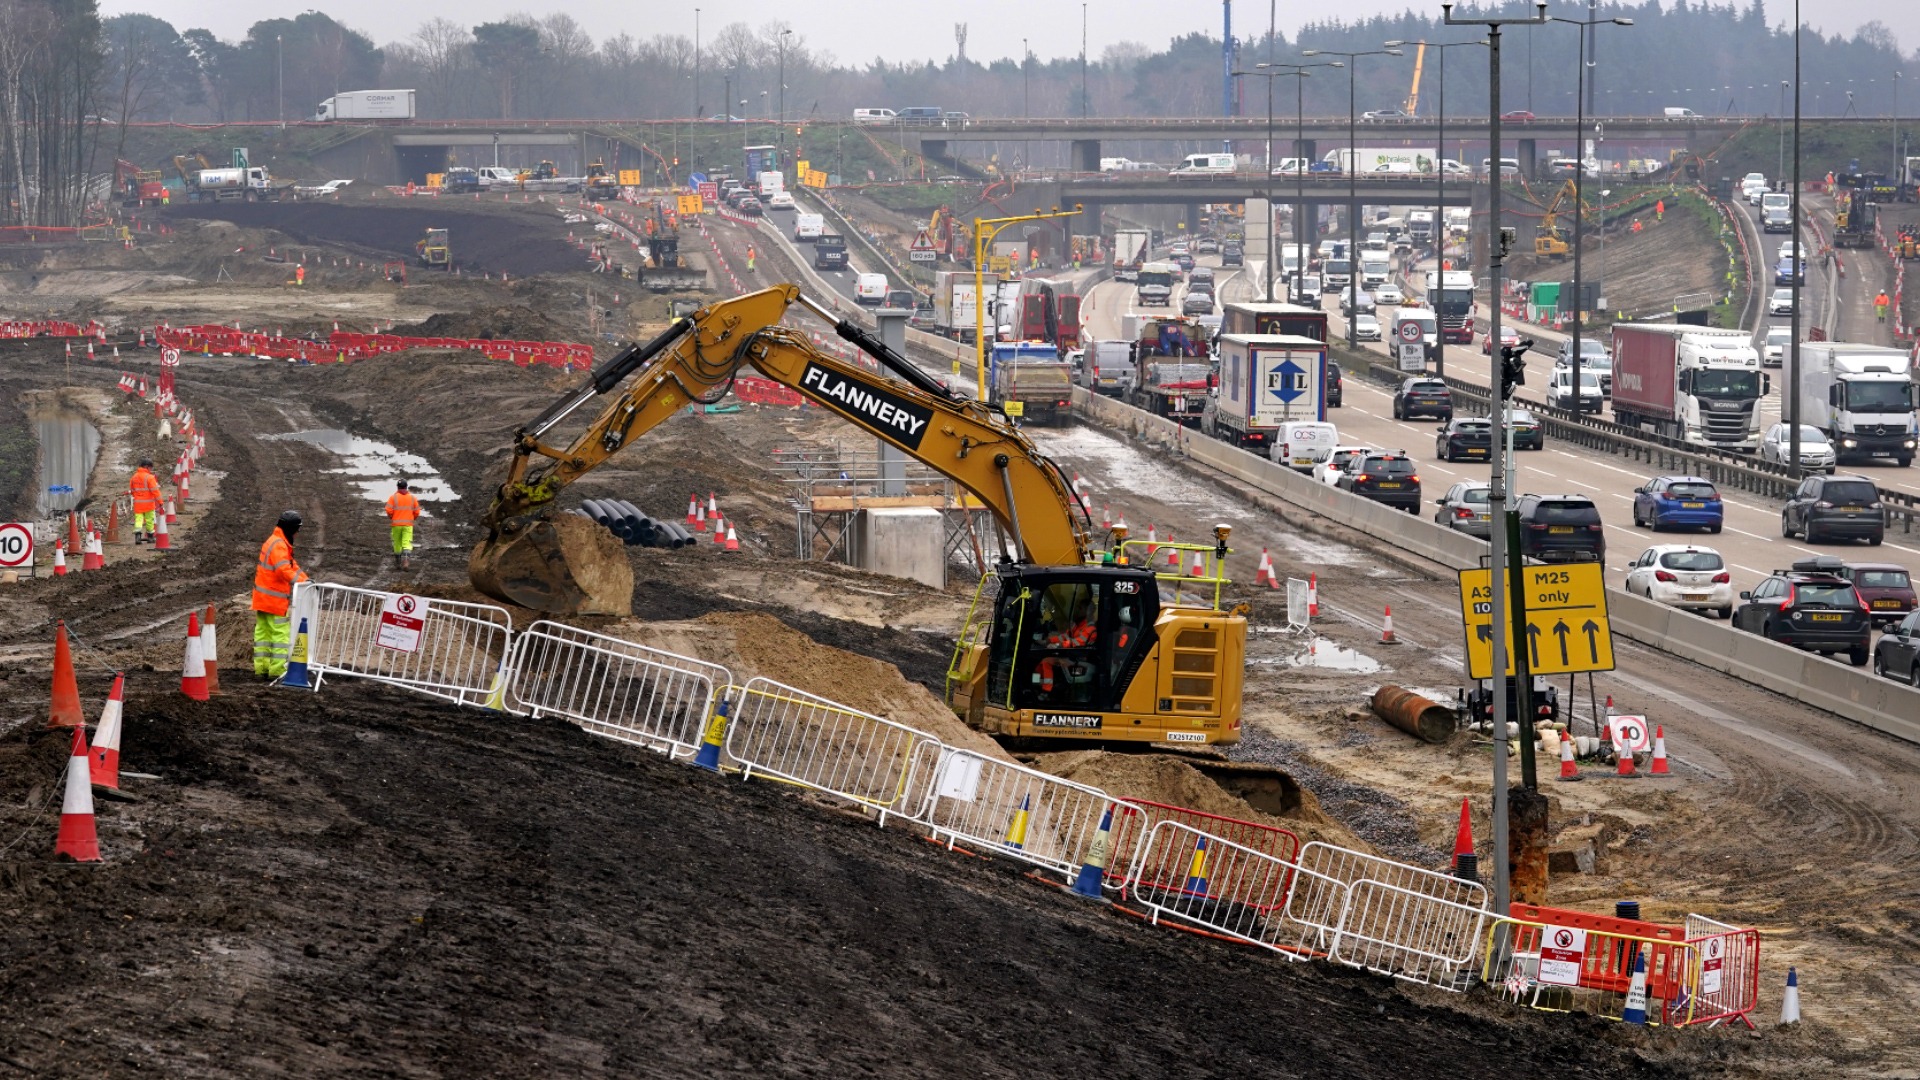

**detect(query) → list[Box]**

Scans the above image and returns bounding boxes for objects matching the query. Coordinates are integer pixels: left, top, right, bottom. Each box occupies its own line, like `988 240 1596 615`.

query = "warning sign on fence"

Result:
376 593 428 653
1537 925 1586 986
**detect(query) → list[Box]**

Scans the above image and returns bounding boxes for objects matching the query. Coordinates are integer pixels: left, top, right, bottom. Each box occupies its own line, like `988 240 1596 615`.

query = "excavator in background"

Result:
116 159 168 207
416 228 450 268
1833 185 1877 248
519 160 560 183
584 160 620 198
1533 180 1578 259
468 284 1252 748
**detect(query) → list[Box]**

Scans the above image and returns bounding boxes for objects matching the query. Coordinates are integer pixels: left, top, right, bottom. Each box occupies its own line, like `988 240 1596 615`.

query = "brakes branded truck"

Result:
1424 270 1475 343
1205 334 1329 448
1610 323 1766 450
1797 342 1917 465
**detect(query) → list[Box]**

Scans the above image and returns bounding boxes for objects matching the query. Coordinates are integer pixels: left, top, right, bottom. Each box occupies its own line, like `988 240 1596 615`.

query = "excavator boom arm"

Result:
472 285 1092 612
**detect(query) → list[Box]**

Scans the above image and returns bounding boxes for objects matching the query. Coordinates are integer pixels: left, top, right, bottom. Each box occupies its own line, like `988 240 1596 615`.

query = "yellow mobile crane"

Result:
469 285 1251 747
1403 42 1428 117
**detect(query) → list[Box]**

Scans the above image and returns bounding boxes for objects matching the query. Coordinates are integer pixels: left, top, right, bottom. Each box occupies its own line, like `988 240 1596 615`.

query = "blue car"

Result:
1632 475 1723 533
1774 257 1805 285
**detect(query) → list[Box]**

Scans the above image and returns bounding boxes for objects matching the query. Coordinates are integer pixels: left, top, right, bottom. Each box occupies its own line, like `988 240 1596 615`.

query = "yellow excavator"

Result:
584 160 621 197
1534 179 1578 259
469 284 1250 747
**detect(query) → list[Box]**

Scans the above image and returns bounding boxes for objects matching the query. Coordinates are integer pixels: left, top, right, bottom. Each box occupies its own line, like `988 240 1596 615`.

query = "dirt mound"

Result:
393 305 571 342
162 203 588 278
1506 192 1727 320
1030 749 1372 852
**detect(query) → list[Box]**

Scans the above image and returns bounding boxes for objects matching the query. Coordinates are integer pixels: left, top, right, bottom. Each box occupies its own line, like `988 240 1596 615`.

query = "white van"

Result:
853 108 897 125
1663 107 1698 118
855 273 889 304
1171 153 1237 178
793 213 824 241
1270 421 1339 472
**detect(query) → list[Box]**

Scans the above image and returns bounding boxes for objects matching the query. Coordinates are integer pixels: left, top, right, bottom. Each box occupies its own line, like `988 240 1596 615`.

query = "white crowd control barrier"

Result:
1123 819 1311 941
915 749 1117 880
292 583 513 707
726 677 945 825
504 620 732 759
1289 841 1491 988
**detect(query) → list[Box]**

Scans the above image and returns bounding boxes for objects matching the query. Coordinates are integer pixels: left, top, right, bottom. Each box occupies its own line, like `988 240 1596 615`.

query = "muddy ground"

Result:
0 195 1890 1077
163 201 594 279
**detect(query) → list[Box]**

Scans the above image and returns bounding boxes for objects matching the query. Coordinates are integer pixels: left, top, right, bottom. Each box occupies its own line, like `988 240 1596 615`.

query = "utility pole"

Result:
1444 0 1550 924
1024 39 1030 120
1789 0 1803 474
1554 13 1634 425
779 29 792 164
277 35 284 131
695 9 701 119
1082 5 1090 119
1301 46 1405 348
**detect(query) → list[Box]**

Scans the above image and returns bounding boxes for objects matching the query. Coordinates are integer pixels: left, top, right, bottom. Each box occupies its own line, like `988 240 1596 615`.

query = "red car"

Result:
1483 324 1521 354
1839 561 1916 628
1502 110 1536 122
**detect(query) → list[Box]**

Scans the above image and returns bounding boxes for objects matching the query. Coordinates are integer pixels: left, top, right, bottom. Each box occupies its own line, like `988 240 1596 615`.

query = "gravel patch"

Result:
1229 724 1450 868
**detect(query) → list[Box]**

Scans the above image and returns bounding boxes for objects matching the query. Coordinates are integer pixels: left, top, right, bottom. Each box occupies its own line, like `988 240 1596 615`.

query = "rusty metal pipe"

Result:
1370 685 1457 744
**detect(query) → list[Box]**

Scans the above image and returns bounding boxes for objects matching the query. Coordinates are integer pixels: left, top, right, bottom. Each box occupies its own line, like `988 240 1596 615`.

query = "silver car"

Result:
1760 423 1836 472
1433 481 1494 538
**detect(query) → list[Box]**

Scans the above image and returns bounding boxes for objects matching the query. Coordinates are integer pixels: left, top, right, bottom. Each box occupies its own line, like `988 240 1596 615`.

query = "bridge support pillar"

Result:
1184 202 1203 234
1070 139 1102 175
921 139 949 167
1292 138 1317 166
1517 138 1538 180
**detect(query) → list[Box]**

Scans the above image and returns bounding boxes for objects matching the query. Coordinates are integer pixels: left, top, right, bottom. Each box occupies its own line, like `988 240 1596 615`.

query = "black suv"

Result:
1338 451 1421 513
1436 417 1493 461
1733 561 1873 666
1326 362 1344 408
1515 494 1605 563
1782 474 1886 545
1393 377 1453 421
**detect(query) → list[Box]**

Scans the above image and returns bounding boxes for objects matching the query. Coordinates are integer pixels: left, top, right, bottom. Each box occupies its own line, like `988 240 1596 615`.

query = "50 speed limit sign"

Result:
1397 320 1423 343
0 523 35 569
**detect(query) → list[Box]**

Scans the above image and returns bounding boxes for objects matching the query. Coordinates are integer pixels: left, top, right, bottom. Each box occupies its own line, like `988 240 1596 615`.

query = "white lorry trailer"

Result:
1112 229 1151 281
313 89 416 121
1796 342 1917 466
1202 333 1329 450
933 269 996 344
1611 323 1767 451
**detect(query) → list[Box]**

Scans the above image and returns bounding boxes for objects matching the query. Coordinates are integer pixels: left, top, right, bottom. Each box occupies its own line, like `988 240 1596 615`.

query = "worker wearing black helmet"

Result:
251 510 309 678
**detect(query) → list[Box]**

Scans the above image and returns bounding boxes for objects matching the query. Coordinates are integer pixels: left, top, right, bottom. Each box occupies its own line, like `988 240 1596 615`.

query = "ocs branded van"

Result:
852 108 897 125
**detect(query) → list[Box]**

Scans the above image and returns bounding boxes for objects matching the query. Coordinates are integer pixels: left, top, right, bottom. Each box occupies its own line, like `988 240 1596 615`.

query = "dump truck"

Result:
988 341 1074 426
468 284 1261 753
1610 323 1765 451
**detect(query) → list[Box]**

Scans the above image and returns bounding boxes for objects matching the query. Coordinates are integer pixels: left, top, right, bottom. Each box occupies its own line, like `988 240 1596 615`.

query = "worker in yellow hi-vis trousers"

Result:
252 511 308 679
384 479 421 569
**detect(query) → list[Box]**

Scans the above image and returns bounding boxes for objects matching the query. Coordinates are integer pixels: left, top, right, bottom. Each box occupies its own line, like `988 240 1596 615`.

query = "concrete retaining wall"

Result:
1071 386 1920 743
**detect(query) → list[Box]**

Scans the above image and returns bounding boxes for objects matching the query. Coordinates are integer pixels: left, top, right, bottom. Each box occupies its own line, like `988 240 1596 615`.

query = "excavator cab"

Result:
417 228 449 268
585 160 619 195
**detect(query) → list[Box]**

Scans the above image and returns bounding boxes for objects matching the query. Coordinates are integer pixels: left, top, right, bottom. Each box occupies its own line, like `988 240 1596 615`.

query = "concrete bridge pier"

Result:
1517 138 1539 179
1071 139 1102 175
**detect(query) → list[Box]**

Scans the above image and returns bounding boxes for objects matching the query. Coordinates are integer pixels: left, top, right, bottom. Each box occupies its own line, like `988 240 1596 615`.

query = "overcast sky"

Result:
107 0 1916 63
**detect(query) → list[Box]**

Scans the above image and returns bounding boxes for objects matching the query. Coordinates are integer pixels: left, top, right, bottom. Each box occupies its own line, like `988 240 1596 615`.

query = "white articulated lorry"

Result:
1112 229 1150 281
1610 323 1767 451
1796 342 1918 466
313 89 416 121
1202 333 1329 450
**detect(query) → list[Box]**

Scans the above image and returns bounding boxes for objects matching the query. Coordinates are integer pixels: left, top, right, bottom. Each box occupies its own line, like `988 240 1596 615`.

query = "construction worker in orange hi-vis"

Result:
1877 292 1891 322
746 245 757 272
295 264 306 286
384 478 422 568
128 457 162 544
1655 198 1664 222
252 511 309 679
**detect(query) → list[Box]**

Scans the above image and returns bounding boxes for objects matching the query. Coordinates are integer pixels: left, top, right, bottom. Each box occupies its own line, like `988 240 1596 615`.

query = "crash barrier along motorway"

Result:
503 620 732 761
290 582 513 709
1070 387 1920 743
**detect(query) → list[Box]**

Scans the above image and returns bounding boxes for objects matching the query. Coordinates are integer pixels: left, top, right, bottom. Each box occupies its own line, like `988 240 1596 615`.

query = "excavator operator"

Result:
1032 589 1099 703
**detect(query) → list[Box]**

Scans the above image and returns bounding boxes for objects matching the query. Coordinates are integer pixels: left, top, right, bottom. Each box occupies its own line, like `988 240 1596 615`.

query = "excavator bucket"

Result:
468 512 633 615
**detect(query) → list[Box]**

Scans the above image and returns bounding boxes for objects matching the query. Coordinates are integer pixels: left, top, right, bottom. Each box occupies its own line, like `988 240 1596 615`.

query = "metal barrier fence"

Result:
726 676 944 825
1483 917 1700 1025
1288 841 1490 988
1682 913 1762 1029
292 583 513 708
503 620 731 759
1107 800 1300 902
1122 820 1313 945
916 748 1116 880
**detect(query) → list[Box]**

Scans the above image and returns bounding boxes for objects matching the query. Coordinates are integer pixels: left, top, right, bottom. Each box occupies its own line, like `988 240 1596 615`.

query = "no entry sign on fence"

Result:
376 593 427 653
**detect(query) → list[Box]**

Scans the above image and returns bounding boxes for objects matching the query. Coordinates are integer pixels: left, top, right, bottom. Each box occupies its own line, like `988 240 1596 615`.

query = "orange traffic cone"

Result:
1616 734 1639 777
67 511 80 553
154 511 171 550
54 726 100 862
180 612 208 701
1101 504 1111 528
1381 605 1397 644
164 497 177 525
1308 573 1319 616
178 473 190 503
707 492 718 526
90 673 124 788
105 499 121 543
1188 551 1206 577
686 493 699 524
1650 725 1670 775
52 541 67 575
1557 733 1582 781
1146 524 1158 556
82 530 104 571
1166 542 1181 569
201 604 222 696
1450 797 1477 879
1255 547 1278 588
48 621 84 728
724 524 740 551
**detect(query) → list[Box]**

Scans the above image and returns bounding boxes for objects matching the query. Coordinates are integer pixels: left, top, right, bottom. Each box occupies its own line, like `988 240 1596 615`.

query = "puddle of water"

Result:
262 429 459 504
1254 635 1383 674
31 407 100 518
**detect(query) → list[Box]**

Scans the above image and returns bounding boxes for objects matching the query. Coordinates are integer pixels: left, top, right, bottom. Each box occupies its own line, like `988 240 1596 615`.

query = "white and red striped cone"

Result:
153 512 170 550
54 726 99 862
1188 551 1206 577
178 473 190 503
1146 524 1157 555
694 503 708 533
1101 505 1111 529
164 497 177 525
90 673 124 789
1381 605 1397 644
687 494 699 524
1114 513 1127 534
724 524 740 551
1255 547 1278 588
52 542 67 576
1308 573 1319 617
707 492 718 526
714 517 727 545
1650 725 1670 775
201 604 222 696
180 612 208 701
1557 734 1582 781
82 530 104 571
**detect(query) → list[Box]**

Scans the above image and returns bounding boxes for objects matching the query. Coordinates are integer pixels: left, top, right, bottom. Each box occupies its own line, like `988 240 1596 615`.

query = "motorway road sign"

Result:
161 348 180 366
910 228 937 263
1457 562 1615 679
1398 342 1425 371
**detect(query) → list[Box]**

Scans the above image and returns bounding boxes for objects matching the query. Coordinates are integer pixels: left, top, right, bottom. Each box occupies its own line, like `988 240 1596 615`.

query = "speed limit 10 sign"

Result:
161 348 181 366
0 523 35 569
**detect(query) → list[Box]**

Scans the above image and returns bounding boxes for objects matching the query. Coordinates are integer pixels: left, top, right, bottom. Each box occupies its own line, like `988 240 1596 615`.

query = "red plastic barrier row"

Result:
730 376 806 407
2 319 103 339
153 325 594 371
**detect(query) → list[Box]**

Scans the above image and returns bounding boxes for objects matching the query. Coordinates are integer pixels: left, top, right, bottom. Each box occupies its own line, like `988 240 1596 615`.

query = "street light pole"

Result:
1241 64 1317 303
1024 39 1030 120
1552 14 1634 420
778 30 792 162
1790 0 1803 473
1444 0 1550 925
277 35 284 131
1387 39 1486 379
694 9 701 119
1301 46 1405 347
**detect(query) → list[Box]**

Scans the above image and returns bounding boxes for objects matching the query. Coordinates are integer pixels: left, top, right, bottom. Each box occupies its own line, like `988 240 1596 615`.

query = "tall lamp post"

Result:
1789 0 1803 473
1443 0 1550 924
1237 65 1316 302
1300 46 1405 346
778 29 792 162
1023 39 1030 119
1386 38 1484 378
972 206 1084 393
1551 13 1633 413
